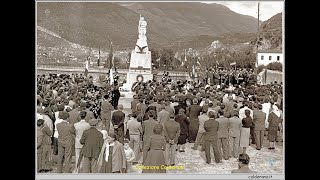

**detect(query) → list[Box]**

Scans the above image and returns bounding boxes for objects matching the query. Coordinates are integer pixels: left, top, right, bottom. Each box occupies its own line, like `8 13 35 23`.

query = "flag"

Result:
97 47 100 67
109 42 113 69
182 49 187 66
230 62 236 66
192 64 195 77
109 68 114 85
84 60 89 77
174 52 179 60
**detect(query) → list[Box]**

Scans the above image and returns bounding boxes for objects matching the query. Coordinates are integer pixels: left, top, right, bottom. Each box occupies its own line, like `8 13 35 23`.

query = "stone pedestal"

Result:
119 15 153 97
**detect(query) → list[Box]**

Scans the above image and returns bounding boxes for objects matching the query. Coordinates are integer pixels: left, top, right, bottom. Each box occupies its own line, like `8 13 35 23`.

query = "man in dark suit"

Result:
216 109 229 160
142 110 159 164
253 104 266 150
79 119 104 173
131 95 139 114
111 86 121 109
56 111 75 173
112 104 126 144
163 115 180 166
203 111 221 164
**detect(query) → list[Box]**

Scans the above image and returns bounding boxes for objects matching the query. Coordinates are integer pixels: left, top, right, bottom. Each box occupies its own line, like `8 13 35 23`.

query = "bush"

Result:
257 65 265 74
266 62 282 72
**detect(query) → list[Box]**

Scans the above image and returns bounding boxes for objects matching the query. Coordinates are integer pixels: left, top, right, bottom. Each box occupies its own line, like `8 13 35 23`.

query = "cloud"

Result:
202 1 283 21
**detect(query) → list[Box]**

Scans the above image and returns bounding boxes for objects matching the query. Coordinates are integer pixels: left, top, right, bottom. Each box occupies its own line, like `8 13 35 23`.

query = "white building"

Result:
256 50 283 67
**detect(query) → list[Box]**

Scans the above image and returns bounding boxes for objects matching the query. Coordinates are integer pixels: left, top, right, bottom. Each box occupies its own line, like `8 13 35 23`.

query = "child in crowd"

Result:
123 140 135 173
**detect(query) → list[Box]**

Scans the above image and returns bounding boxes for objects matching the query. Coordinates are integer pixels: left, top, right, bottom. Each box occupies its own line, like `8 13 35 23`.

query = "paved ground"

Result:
42 97 284 174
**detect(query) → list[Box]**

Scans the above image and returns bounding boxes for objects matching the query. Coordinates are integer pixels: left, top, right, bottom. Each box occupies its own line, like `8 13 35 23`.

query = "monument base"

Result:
119 71 153 99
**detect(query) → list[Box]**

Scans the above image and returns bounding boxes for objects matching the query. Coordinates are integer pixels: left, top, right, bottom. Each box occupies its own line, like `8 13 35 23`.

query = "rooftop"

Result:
257 49 282 53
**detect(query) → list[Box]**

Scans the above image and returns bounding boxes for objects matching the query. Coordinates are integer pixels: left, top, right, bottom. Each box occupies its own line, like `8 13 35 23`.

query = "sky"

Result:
202 1 284 21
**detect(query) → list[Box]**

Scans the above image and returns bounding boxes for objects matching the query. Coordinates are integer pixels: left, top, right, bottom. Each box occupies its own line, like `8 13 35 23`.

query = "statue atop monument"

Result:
138 15 147 40
135 15 149 53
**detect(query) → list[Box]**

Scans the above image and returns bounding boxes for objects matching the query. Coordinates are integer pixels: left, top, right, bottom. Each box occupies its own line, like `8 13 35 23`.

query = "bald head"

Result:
118 104 123 110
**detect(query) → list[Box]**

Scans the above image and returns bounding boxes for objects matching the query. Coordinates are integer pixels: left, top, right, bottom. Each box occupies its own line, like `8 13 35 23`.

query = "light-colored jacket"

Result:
74 120 90 149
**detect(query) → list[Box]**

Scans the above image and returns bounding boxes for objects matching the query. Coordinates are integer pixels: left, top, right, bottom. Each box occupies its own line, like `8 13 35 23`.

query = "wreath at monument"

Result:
136 74 144 82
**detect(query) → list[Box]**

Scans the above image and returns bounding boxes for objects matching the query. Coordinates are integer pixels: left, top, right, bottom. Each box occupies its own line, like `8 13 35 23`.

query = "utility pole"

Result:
256 2 260 70
255 2 260 74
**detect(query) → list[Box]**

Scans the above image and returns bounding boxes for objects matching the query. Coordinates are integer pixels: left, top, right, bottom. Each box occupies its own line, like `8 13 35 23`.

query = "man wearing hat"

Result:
79 119 104 173
56 111 75 173
228 110 242 158
112 104 126 144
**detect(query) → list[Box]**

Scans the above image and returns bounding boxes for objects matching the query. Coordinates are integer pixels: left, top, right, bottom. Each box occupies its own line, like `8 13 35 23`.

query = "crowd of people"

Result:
36 69 283 174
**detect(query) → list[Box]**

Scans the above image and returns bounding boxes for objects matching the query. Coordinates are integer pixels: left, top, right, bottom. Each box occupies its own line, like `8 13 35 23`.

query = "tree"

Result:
150 48 160 69
160 49 174 70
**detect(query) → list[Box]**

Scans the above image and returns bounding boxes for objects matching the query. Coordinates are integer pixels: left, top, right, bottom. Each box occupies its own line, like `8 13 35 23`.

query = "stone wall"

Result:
37 67 190 82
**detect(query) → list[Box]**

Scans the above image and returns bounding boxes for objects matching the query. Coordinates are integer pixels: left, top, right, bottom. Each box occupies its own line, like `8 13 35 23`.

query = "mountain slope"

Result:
252 12 282 51
37 2 259 50
259 12 282 50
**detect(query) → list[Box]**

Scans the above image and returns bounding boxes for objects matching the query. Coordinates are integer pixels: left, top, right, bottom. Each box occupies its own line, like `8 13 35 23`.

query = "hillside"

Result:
37 2 259 50
252 13 282 51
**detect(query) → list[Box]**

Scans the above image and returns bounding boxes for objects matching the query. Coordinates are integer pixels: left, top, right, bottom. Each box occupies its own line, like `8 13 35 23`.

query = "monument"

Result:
121 15 153 93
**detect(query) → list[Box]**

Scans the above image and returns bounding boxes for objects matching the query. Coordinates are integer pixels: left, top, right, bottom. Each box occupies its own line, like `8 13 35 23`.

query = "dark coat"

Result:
175 114 190 135
267 112 282 142
142 119 159 145
142 134 166 173
80 127 104 159
112 110 125 131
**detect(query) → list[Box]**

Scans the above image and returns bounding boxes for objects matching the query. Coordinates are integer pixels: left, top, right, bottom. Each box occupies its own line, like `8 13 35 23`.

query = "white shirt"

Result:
53 117 64 138
262 102 271 128
124 148 135 162
37 113 43 121
42 114 54 132
170 102 179 113
239 107 253 120
74 120 90 148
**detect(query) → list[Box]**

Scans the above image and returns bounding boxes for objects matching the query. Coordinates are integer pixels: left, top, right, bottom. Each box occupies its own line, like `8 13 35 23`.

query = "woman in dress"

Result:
97 132 126 173
142 124 166 173
267 105 283 150
239 110 253 154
